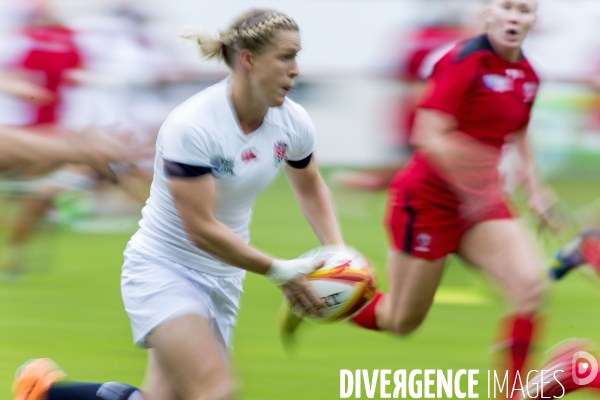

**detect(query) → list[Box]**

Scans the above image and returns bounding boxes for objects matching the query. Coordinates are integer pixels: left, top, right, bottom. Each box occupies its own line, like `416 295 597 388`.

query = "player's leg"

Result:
369 249 446 334
520 339 600 398
2 167 94 275
13 358 143 400
121 244 243 400
4 194 53 273
353 180 454 334
47 382 143 400
550 227 600 280
281 248 445 340
458 219 546 393
145 314 233 400
140 350 178 400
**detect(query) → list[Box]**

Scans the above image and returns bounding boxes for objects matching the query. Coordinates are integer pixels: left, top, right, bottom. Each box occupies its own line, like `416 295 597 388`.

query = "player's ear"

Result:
239 49 254 72
482 0 493 26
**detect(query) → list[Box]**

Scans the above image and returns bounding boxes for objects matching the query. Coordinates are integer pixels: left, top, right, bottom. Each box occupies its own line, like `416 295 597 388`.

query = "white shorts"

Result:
121 243 245 349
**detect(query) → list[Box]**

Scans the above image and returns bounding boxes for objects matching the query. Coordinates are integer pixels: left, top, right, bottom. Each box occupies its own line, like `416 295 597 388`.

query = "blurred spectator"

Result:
18 2 81 128
0 1 58 127
335 12 472 191
63 1 171 133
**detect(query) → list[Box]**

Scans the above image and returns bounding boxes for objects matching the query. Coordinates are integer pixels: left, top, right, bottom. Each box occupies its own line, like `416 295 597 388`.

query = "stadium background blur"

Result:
1 0 600 398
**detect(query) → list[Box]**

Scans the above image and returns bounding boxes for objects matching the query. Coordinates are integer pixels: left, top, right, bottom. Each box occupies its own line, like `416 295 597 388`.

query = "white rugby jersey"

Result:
128 79 316 276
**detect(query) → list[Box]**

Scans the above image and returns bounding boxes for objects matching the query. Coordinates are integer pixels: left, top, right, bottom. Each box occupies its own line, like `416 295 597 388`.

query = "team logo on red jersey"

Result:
273 141 289 167
482 74 514 93
414 233 432 252
522 82 538 103
241 148 258 162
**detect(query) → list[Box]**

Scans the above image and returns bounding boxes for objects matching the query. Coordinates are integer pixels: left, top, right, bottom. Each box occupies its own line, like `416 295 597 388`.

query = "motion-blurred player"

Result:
285 1 552 395
0 1 87 276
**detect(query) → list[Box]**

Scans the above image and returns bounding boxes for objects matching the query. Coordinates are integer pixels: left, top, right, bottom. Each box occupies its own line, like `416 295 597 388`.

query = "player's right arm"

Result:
168 170 325 314
169 173 274 273
413 50 476 159
412 52 503 218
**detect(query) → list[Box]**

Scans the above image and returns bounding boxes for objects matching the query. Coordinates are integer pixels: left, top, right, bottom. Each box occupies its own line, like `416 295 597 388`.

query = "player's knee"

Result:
195 377 235 400
514 277 546 313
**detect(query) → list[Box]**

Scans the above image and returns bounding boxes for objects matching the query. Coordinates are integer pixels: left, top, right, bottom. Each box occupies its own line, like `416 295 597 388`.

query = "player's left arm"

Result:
284 156 344 246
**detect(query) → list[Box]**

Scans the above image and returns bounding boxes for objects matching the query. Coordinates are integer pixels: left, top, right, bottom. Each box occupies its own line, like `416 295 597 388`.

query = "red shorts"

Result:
385 175 515 260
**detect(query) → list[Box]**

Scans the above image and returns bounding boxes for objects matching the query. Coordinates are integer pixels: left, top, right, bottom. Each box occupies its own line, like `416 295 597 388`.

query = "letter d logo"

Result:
573 351 598 386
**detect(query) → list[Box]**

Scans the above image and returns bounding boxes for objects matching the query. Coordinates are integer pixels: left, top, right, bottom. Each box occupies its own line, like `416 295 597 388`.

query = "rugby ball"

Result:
285 246 376 323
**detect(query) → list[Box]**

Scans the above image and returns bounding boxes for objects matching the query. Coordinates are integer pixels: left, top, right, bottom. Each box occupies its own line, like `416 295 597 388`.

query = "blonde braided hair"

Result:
180 9 299 68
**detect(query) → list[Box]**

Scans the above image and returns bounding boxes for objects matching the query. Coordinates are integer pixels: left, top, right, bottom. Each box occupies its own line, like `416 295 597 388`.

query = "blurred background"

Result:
2 0 600 399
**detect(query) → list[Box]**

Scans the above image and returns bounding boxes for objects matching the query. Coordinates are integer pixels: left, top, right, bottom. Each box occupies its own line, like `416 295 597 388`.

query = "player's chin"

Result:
507 38 524 47
502 35 525 48
271 95 286 107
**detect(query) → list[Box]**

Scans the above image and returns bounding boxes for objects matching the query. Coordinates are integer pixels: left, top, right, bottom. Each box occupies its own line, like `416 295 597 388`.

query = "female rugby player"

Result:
349 0 546 390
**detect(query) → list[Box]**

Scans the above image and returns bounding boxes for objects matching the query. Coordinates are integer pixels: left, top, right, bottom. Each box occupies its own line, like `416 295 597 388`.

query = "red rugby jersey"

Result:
395 34 540 211
419 33 539 147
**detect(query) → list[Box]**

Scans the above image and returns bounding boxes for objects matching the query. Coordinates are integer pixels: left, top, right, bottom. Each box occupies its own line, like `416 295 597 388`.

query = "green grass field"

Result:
1 175 600 399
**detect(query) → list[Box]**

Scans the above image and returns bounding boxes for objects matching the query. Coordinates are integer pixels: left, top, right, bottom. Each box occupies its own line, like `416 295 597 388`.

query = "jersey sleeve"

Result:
285 106 316 161
418 51 479 118
161 122 214 167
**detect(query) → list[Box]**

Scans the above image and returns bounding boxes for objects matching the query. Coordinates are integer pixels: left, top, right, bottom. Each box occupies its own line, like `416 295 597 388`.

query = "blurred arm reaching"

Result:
0 71 55 105
0 126 152 182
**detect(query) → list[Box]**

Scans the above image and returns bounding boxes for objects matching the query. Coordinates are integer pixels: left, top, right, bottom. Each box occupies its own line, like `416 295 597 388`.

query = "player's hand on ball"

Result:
282 274 326 318
267 258 326 317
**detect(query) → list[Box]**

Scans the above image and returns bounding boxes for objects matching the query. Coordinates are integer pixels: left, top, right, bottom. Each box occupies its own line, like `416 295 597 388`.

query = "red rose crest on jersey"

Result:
273 141 288 167
241 147 258 162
